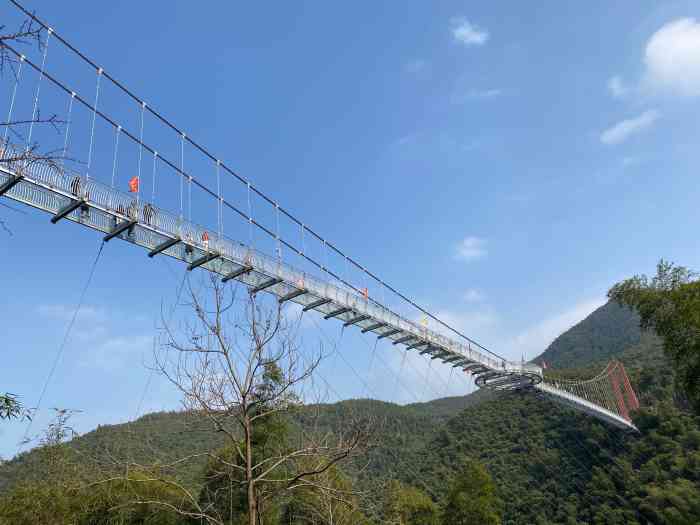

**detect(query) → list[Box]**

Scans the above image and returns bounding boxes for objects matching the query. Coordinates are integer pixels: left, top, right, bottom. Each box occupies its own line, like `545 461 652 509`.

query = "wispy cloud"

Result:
452 89 504 104
463 289 484 302
451 17 489 46
38 303 152 371
644 18 700 97
509 298 606 361
37 304 107 324
607 75 629 98
455 236 487 262
600 110 660 145
79 335 152 371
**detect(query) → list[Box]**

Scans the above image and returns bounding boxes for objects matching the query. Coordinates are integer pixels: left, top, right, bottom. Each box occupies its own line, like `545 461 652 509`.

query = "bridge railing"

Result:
1 140 511 372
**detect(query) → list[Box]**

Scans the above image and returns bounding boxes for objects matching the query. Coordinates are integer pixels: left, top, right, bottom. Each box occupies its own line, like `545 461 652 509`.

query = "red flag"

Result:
202 231 209 242
360 287 368 299
128 176 139 193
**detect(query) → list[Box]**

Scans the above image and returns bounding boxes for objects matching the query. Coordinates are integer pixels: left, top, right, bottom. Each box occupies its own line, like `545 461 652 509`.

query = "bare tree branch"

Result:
121 273 375 524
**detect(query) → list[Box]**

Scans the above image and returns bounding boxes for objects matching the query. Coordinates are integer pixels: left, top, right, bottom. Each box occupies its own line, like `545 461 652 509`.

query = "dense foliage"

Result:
609 260 700 414
442 458 501 525
2 289 699 523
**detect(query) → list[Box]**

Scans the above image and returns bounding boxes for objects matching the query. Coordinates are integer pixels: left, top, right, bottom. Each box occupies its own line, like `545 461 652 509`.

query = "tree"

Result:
279 461 369 525
0 392 25 421
442 458 502 525
0 17 66 237
0 408 191 524
381 479 439 525
104 275 372 525
609 260 700 414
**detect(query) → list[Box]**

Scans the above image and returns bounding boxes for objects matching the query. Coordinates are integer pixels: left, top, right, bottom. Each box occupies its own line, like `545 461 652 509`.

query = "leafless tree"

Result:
92 275 372 525
0 17 66 235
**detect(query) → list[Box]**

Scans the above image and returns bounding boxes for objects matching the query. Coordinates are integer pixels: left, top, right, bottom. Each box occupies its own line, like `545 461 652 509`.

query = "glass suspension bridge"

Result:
0 0 640 431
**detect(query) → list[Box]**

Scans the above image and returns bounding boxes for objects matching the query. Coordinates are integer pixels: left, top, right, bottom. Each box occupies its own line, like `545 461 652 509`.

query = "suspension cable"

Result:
2 55 24 147
3 38 507 366
299 314 442 500
151 151 158 205
137 101 145 205
8 1 508 362
25 28 50 153
110 125 120 189
275 203 281 261
216 160 222 243
60 92 75 166
19 240 105 449
179 133 184 221
246 182 253 250
85 67 101 181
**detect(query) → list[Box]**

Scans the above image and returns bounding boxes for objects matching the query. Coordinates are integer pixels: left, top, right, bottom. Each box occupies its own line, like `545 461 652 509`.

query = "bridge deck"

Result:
0 156 637 431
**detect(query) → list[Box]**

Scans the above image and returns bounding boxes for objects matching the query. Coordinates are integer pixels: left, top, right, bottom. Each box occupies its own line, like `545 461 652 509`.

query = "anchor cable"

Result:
20 240 105 448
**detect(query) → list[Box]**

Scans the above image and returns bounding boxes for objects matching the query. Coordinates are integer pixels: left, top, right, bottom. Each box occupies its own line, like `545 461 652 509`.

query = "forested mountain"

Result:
536 301 641 369
2 300 699 524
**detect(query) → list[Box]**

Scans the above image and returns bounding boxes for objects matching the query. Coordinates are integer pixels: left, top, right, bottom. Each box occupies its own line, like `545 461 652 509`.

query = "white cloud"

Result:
80 335 152 371
463 289 484 302
451 17 489 46
455 236 487 261
452 89 503 103
405 59 427 74
38 303 152 371
600 110 660 145
368 295 607 402
608 75 629 98
433 309 497 335
37 304 106 323
509 298 606 361
644 18 700 97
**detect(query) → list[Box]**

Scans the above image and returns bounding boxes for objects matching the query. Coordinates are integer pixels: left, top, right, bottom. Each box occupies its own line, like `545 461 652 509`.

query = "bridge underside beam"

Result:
378 328 401 340
393 335 414 346
188 252 220 271
250 277 283 294
361 321 386 333
222 265 253 283
324 307 352 320
149 237 181 258
407 340 428 350
303 298 332 312
51 199 84 224
279 288 308 304
0 174 22 196
463 364 488 374
344 314 371 327
104 219 137 242
483 375 518 389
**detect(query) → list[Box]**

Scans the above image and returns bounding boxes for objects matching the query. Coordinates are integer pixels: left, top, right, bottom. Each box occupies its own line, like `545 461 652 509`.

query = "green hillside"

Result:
536 301 641 369
2 300 699 524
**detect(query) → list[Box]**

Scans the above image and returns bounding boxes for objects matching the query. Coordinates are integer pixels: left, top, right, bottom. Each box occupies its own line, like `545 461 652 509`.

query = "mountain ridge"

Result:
4 300 698 525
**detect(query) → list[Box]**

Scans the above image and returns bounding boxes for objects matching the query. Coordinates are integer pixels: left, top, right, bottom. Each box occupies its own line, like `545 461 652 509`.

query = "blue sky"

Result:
2 0 700 458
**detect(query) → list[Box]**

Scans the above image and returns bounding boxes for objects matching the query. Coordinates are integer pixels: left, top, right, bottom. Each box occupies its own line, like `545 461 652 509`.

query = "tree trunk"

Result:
245 413 257 525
